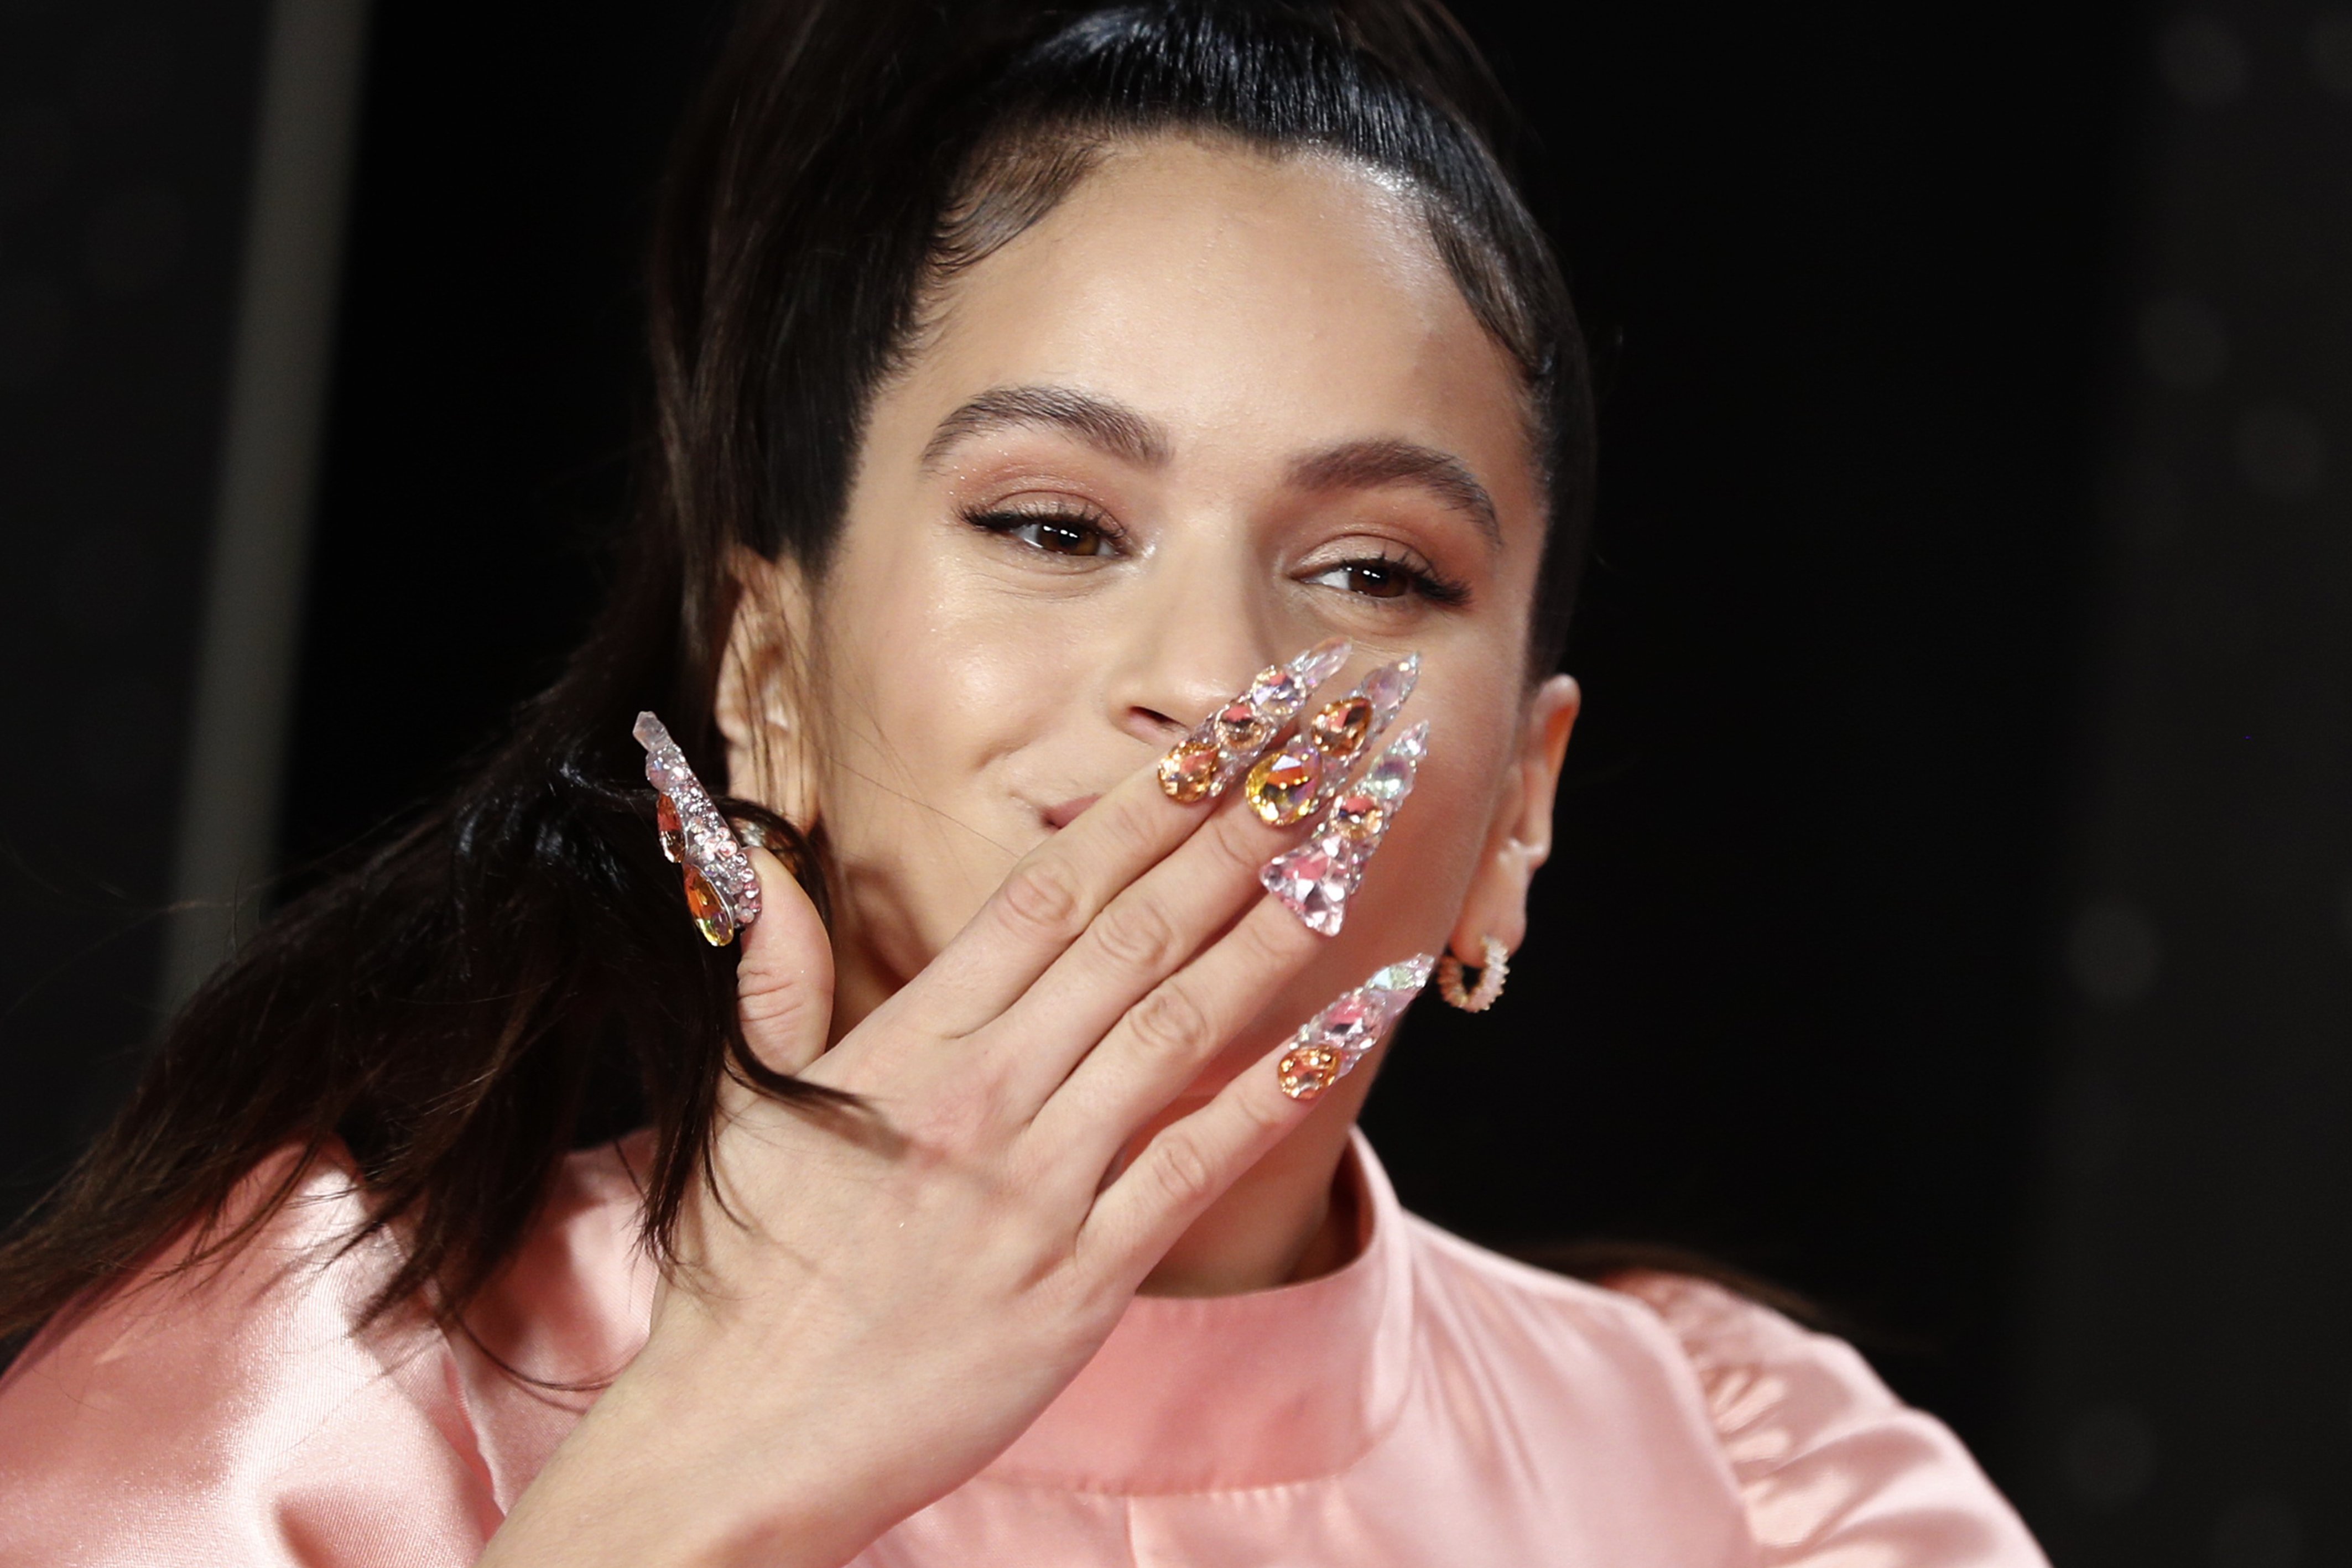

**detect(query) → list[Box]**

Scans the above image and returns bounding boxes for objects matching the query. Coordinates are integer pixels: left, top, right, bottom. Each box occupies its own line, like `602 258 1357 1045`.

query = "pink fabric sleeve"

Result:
0 1148 498 1568
1610 1271 2049 1568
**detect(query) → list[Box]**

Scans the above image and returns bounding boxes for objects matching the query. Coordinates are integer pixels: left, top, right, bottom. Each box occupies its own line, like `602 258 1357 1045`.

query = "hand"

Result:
481 738 1377 1567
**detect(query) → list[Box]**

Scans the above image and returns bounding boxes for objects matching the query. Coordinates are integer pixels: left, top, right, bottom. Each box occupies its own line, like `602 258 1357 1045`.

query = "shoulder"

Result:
1390 1224 2047 1566
0 1142 500 1565
1604 1268 2050 1566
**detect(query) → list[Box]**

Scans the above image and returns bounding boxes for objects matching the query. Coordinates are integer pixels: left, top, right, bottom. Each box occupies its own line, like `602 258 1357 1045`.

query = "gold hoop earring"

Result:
1436 935 1508 1012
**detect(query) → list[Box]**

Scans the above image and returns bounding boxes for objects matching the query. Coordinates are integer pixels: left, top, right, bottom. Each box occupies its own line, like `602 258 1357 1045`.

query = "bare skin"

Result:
480 136 1579 1567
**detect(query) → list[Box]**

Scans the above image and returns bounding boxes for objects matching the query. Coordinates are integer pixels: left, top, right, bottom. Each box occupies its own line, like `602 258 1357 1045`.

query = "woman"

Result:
0 2 2046 1563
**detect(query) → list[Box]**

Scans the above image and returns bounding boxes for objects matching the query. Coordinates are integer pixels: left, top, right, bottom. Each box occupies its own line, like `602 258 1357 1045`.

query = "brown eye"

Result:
1342 562 1411 598
968 509 1112 555
1306 559 1415 598
1011 517 1102 555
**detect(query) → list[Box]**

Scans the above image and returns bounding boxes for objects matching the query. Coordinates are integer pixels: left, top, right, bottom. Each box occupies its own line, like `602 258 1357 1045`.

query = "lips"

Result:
1043 794 1100 831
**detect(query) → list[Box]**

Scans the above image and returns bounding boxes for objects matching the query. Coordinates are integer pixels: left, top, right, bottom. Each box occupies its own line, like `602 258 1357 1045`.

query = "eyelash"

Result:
959 501 1470 606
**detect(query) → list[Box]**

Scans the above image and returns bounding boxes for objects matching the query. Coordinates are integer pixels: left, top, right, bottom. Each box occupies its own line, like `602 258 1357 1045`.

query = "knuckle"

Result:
996 856 1087 943
1125 983 1211 1066
738 978 812 1036
1230 906 1311 971
1148 1132 1219 1211
1090 896 1183 972
1237 1079 1294 1139
1206 804 1276 867
1094 788 1167 861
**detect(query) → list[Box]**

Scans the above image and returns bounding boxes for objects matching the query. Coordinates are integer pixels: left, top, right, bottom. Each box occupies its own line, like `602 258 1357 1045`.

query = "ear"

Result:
1450 674 1579 963
713 548 820 829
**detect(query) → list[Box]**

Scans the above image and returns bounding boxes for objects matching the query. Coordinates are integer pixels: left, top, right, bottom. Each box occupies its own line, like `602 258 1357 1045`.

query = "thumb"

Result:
734 845 835 1076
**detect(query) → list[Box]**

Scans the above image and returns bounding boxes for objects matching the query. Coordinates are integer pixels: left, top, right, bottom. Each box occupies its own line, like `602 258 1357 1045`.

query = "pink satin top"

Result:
0 1132 2045 1566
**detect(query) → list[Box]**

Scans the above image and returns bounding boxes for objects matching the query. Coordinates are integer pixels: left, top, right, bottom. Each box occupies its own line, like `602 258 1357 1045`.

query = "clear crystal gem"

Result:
1329 791 1384 837
1248 666 1303 714
1362 655 1419 718
1214 701 1269 752
1289 638 1352 694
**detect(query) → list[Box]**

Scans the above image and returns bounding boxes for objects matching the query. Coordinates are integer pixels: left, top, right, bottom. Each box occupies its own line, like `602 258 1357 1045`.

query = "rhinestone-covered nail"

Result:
1242 654 1418 829
1157 638 1350 804
634 712 761 946
1276 955 1437 1101
1260 722 1427 935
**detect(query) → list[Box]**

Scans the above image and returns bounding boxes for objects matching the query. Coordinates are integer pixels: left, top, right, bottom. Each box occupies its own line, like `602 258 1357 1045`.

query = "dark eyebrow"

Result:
920 384 1172 472
1284 439 1502 549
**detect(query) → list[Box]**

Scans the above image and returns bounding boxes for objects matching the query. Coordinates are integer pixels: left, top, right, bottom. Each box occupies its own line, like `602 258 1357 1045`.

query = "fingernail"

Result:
1241 654 1418 827
634 711 761 946
1157 637 1351 804
1260 721 1428 935
1276 954 1438 1101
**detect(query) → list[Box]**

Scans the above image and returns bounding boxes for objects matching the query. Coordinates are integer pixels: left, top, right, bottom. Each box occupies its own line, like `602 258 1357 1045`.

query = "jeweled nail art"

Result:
634 711 761 946
1276 955 1437 1101
1260 721 1428 935
1157 638 1351 804
1242 654 1418 828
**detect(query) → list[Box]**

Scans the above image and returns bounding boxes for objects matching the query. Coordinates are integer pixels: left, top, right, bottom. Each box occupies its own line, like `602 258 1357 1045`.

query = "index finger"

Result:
906 638 1350 1034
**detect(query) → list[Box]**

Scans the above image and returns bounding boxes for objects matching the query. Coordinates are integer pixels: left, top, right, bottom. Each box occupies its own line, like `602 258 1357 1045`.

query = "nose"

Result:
1103 537 1281 749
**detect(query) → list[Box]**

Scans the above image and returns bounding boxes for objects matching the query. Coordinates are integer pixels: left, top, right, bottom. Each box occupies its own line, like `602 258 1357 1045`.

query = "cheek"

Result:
814 522 1074 824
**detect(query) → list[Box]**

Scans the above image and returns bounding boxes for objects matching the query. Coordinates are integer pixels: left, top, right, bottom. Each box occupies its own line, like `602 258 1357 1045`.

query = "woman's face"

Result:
725 134 1575 1087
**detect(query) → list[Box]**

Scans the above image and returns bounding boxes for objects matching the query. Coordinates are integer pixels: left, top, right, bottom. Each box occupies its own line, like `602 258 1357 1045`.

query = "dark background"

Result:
4 2 2346 1562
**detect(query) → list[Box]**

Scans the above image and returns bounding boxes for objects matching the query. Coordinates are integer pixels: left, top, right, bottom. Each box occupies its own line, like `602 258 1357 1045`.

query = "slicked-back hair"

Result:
0 0 1593 1357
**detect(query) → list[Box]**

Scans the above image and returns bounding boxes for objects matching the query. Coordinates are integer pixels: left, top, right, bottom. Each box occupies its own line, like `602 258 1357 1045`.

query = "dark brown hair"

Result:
0 0 1593 1354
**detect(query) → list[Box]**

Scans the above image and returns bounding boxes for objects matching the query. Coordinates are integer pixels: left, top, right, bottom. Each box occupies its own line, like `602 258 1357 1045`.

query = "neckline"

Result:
980 1129 1417 1494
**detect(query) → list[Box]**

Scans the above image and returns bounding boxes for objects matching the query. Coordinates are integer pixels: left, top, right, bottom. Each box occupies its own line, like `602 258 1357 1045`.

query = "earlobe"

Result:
714 550 820 827
1447 673 1579 965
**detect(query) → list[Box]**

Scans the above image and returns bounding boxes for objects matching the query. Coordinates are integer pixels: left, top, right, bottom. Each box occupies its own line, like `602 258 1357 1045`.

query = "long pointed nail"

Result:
1240 654 1419 828
1157 638 1351 804
1276 954 1438 1101
1260 721 1428 935
634 711 761 946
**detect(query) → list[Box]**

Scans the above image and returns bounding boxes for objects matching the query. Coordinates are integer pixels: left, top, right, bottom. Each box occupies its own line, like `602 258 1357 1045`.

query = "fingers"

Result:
1019 894 1317 1165
732 847 836 1081
986 796 1307 1106
1072 1029 1320 1279
906 640 1350 1035
1071 952 1435 1275
990 666 1425 1110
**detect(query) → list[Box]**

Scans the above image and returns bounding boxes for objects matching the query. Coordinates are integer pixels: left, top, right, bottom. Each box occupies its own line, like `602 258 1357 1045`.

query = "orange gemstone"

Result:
1244 746 1323 825
655 794 684 862
1308 695 1372 756
1277 1044 1342 1100
1158 739 1222 803
681 863 735 946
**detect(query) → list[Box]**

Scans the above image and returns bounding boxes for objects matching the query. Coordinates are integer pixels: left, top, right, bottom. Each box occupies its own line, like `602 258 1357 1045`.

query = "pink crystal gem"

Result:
1261 832 1363 936
1317 992 1381 1053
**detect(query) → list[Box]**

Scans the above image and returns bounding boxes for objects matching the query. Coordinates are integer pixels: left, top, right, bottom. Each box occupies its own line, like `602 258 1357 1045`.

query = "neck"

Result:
1134 1069 1375 1297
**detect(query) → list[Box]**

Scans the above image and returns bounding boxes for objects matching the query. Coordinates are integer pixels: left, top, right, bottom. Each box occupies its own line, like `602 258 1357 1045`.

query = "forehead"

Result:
893 136 1539 515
